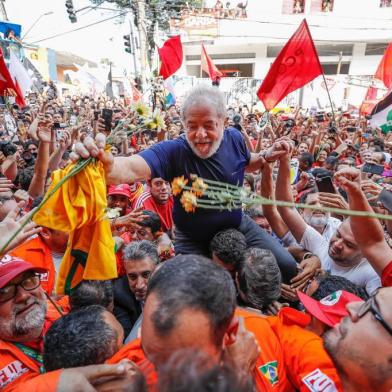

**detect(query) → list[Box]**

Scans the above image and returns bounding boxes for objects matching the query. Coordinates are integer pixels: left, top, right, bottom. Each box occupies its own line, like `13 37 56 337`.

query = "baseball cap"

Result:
298 290 363 327
0 255 47 289
107 184 131 198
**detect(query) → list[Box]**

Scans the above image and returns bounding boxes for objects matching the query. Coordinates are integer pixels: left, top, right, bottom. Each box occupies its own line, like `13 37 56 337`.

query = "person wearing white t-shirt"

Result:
272 139 381 295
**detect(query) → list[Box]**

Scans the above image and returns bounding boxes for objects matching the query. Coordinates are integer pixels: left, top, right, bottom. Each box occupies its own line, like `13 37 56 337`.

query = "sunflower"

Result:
172 176 188 196
180 191 197 213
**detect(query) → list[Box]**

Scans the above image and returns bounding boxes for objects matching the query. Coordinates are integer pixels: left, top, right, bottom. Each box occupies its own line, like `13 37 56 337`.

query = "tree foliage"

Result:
90 0 202 65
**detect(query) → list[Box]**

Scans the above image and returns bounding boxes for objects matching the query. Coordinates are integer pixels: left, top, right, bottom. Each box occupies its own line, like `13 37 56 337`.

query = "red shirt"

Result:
382 261 392 287
135 191 174 232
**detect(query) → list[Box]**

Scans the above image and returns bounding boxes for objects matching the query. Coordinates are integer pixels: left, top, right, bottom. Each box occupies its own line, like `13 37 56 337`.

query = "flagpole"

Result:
321 72 336 125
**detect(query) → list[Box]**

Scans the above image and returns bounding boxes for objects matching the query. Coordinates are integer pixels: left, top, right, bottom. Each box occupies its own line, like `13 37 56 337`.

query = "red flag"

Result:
257 19 322 111
360 86 378 115
0 48 25 106
201 44 222 82
158 36 183 80
374 43 392 89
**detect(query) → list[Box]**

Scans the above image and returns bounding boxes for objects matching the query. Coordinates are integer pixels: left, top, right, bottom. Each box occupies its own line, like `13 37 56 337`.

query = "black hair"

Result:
158 349 254 392
243 174 255 192
299 152 314 168
138 210 162 234
238 248 282 310
17 166 35 191
69 280 114 311
312 273 368 301
210 229 246 270
23 140 38 151
43 305 118 370
147 255 236 347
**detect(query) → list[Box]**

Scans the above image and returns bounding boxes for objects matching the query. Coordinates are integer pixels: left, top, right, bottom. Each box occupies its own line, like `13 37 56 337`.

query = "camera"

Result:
0 141 17 157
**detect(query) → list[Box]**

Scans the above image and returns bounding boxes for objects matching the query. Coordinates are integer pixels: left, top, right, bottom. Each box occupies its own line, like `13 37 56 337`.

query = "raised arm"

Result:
28 123 51 198
274 140 308 242
259 159 289 238
74 133 151 184
334 168 392 276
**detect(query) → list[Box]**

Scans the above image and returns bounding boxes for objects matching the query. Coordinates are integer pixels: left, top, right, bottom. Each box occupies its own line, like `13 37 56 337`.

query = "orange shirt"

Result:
108 308 342 392
237 307 343 392
10 236 55 295
0 304 62 391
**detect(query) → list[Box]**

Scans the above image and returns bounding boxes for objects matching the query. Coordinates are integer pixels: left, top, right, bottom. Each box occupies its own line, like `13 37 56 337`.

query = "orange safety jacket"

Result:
108 307 342 391
10 236 55 295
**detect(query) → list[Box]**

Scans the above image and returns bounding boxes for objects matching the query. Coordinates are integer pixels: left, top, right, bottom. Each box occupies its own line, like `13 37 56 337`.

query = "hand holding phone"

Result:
316 176 336 194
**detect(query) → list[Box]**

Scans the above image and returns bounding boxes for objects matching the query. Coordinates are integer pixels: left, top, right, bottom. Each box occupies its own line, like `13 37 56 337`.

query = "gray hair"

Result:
238 248 282 310
123 240 159 265
181 85 227 122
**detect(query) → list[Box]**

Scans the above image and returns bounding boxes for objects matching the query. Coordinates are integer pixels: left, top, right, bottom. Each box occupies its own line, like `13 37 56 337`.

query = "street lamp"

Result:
22 11 54 40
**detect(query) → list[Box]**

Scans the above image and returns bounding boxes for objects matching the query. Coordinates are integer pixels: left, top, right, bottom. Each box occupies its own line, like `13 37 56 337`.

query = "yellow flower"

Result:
180 191 197 213
152 111 166 129
192 178 208 197
172 176 188 196
133 102 150 118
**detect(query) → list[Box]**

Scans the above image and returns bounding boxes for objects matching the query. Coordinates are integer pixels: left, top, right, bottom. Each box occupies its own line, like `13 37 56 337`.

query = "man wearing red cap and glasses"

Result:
0 255 144 391
298 290 363 336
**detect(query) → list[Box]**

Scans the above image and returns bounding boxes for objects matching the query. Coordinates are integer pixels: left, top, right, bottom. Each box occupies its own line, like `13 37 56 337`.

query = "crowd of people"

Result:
0 83 391 391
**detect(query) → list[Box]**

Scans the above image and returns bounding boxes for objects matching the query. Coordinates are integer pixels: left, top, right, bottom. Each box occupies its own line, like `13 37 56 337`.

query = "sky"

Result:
5 0 132 70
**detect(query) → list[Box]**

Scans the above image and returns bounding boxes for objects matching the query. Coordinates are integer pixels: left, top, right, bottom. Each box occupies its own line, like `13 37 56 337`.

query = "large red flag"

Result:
0 48 25 106
374 43 392 89
158 35 183 80
201 44 222 82
257 19 322 111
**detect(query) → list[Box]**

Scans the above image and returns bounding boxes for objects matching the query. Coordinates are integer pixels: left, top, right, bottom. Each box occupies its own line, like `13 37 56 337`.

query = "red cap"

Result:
0 255 47 289
107 184 131 198
298 290 363 327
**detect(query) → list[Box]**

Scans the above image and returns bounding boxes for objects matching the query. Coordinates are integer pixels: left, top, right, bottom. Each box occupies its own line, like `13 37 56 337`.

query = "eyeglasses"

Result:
357 291 392 336
0 274 41 303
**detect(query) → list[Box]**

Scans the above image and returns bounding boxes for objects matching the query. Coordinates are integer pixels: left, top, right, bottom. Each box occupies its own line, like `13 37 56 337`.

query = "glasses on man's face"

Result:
0 274 40 303
357 291 392 336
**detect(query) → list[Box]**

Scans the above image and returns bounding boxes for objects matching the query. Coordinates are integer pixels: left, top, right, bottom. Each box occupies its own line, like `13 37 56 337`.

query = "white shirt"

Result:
281 217 342 247
300 225 381 295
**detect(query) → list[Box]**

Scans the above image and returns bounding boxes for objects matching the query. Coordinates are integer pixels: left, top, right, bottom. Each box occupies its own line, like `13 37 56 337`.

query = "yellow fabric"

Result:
34 160 117 295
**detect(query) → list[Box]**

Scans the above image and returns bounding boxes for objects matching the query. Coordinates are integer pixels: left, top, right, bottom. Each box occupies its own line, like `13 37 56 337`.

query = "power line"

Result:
30 11 129 44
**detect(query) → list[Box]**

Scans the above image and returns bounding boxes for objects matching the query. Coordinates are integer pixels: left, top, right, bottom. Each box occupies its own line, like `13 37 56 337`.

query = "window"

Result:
365 43 389 55
321 0 334 12
310 0 334 13
282 0 306 14
380 0 392 7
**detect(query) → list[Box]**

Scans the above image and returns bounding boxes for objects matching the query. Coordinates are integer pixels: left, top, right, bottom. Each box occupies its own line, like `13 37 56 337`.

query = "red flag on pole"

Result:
0 48 25 106
201 44 222 82
158 35 183 80
257 19 323 111
360 86 378 116
374 43 392 89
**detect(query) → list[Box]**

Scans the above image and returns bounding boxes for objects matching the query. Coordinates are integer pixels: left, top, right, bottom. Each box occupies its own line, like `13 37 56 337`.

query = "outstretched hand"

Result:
71 133 114 174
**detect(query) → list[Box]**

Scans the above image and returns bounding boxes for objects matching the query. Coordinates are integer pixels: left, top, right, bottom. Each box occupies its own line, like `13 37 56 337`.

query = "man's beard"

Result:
185 131 223 159
304 213 329 228
0 299 47 341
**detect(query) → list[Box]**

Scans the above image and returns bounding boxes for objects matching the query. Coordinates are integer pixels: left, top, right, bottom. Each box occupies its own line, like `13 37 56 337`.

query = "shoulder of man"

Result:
106 338 157 389
267 311 343 392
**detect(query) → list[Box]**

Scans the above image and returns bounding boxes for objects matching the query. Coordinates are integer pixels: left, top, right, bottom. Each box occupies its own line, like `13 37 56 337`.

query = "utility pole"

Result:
129 16 138 77
136 0 147 92
0 0 8 21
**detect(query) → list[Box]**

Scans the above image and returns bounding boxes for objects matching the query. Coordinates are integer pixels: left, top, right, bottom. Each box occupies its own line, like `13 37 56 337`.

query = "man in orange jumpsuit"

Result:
108 254 342 391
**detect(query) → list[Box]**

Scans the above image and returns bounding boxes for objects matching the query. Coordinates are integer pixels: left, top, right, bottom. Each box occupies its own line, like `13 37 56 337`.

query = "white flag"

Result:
9 51 33 95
